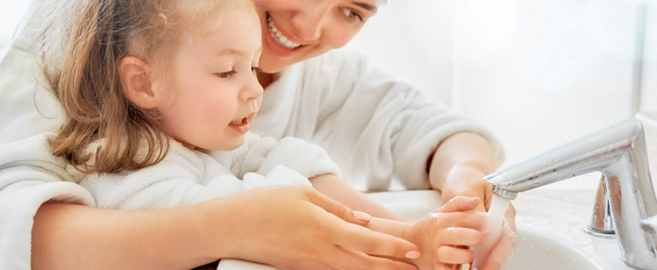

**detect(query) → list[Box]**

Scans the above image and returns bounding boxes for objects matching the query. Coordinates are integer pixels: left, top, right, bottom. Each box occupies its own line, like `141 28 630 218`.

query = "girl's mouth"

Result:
267 14 301 49
229 117 248 126
229 117 250 133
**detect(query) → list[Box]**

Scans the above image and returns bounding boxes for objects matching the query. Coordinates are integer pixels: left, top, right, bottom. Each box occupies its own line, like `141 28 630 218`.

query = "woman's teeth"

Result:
267 15 301 49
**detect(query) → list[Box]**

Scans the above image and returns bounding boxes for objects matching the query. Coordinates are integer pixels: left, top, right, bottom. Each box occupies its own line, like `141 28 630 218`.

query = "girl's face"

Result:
152 8 263 151
256 0 384 73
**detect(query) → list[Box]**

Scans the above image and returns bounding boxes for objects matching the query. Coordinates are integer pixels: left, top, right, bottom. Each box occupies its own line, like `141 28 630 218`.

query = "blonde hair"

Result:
40 0 256 174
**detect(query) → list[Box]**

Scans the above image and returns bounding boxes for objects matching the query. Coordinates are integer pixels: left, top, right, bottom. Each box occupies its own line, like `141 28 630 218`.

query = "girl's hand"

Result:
201 185 420 270
403 196 486 270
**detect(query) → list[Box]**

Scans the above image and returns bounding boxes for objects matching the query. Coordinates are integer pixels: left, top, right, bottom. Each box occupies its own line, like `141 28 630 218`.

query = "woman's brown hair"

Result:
40 0 253 174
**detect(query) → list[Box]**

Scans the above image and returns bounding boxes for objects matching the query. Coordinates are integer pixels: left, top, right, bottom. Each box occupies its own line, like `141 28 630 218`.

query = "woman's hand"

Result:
472 204 517 270
403 196 485 270
201 185 421 270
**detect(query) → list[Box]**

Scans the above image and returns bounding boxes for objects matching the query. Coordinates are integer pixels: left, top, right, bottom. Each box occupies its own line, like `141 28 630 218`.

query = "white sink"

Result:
217 191 634 270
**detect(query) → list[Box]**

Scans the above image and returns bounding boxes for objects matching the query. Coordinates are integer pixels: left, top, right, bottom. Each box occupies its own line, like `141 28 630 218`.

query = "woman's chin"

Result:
257 51 289 74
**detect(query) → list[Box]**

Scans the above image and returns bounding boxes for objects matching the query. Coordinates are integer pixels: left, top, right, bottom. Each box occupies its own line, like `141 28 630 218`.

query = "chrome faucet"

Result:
484 119 657 270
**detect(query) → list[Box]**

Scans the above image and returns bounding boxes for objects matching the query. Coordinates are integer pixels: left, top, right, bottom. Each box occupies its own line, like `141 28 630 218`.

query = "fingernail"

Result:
405 250 421 259
353 211 371 222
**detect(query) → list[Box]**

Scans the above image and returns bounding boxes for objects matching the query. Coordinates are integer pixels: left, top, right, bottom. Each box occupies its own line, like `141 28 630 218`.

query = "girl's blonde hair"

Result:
40 0 255 174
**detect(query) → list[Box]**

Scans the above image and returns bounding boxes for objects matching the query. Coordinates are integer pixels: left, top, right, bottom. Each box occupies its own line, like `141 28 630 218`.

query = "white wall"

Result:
0 1 30 54
351 0 645 168
641 1 657 112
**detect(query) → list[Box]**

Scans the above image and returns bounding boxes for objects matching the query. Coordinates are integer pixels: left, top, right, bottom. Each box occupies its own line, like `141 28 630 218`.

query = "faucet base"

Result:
584 226 616 239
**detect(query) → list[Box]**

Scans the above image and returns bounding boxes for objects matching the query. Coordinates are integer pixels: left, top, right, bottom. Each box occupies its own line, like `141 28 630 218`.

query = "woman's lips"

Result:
267 15 301 49
263 13 305 57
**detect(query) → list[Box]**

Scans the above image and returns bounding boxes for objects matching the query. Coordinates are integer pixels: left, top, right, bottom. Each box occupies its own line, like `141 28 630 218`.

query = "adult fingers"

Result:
304 188 420 259
330 217 420 259
435 196 480 213
436 246 475 265
330 246 418 270
476 221 516 270
305 186 370 226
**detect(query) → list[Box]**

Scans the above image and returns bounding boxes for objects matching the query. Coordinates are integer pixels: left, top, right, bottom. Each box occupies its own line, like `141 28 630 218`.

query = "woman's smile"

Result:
267 14 301 49
256 0 380 74
263 13 306 57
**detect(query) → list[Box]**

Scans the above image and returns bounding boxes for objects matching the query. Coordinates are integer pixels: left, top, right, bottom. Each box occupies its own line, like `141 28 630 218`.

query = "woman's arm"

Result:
32 202 216 270
427 131 517 270
32 185 420 270
428 131 496 210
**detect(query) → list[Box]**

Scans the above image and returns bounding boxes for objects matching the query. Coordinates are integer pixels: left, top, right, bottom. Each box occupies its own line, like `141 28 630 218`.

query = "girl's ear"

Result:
119 56 157 109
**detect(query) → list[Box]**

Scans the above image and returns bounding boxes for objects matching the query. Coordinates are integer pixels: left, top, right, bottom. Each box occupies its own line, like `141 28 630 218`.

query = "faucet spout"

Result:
484 119 657 269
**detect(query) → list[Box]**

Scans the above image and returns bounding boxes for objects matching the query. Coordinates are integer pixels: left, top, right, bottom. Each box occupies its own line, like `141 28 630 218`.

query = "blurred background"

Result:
350 0 656 169
1 1 655 198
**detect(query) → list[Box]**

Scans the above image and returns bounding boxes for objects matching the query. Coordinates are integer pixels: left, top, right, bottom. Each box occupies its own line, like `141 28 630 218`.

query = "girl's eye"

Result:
343 9 364 22
217 70 236 79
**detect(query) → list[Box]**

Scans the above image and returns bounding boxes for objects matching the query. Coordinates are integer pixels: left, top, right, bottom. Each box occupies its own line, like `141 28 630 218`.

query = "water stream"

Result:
471 194 511 268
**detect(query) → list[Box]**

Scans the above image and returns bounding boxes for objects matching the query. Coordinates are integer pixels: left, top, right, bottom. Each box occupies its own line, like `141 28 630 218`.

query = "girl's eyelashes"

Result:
342 8 364 22
217 70 236 79
216 67 258 78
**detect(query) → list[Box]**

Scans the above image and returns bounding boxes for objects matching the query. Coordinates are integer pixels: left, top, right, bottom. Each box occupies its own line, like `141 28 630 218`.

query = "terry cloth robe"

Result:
72 133 339 210
251 47 505 191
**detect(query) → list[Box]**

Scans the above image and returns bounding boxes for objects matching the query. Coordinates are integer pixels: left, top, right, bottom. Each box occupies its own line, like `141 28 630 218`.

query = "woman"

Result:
0 0 515 269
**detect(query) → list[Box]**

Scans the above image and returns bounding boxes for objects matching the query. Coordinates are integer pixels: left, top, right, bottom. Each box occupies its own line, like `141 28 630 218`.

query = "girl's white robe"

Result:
74 133 338 210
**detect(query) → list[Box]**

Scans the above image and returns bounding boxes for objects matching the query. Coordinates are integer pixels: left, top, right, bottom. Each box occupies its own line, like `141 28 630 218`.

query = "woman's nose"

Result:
290 7 328 41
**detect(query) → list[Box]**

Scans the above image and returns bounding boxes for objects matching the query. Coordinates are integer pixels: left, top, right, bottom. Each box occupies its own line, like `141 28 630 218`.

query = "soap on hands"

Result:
471 194 511 268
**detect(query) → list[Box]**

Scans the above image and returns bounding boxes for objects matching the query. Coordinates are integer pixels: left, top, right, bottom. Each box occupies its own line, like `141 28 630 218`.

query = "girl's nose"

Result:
290 6 328 41
241 75 263 104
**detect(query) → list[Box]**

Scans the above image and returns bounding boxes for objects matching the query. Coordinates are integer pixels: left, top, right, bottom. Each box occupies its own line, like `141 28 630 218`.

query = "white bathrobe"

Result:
73 133 339 210
0 0 504 268
252 47 505 191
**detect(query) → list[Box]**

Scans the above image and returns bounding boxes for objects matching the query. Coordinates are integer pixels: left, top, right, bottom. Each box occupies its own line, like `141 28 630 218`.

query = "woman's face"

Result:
256 0 384 73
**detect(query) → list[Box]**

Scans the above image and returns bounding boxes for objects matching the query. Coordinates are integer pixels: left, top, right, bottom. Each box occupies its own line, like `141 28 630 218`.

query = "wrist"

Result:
444 163 489 191
195 196 241 259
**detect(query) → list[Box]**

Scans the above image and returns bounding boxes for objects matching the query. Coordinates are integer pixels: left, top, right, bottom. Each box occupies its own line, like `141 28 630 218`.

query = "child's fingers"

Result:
436 246 475 265
437 227 482 246
433 211 488 230
435 196 480 213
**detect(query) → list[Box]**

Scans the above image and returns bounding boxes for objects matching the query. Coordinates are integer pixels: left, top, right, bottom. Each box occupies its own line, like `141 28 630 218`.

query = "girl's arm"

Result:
32 185 420 270
310 173 410 222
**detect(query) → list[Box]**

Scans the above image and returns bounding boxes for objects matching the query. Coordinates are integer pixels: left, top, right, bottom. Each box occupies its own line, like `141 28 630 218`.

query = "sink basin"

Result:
217 191 634 270
510 230 599 270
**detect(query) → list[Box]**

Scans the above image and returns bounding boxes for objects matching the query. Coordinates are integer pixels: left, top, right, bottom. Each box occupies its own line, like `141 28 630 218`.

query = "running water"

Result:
471 193 511 268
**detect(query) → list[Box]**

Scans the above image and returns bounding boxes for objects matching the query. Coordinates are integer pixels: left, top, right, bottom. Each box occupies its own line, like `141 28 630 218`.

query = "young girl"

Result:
43 0 488 269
